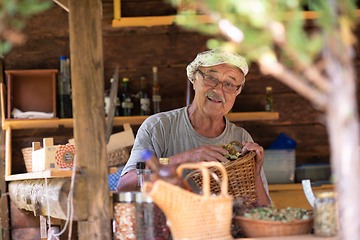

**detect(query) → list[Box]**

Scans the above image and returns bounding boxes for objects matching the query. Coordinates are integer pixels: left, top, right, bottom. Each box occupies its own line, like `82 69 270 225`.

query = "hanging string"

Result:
45 154 77 240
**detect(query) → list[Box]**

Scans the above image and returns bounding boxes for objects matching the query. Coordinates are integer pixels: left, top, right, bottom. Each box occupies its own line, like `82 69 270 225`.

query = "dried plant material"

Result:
241 205 311 223
218 140 243 160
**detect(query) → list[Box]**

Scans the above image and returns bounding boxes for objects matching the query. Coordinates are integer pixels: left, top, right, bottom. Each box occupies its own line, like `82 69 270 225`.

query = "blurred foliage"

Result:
169 0 357 70
0 0 53 55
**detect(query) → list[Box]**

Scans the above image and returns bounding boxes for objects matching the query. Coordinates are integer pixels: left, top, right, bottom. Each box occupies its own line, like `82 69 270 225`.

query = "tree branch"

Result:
258 60 328 110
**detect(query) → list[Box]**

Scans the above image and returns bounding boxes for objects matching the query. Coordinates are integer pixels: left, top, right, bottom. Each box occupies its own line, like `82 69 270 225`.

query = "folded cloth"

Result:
11 108 54 119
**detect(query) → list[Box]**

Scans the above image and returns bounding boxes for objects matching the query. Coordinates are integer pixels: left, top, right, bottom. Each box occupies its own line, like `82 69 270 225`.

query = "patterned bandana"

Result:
186 47 248 84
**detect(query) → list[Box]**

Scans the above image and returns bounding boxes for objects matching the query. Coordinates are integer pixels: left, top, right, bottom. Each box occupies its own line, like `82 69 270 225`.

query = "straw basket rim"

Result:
186 151 257 204
234 215 314 237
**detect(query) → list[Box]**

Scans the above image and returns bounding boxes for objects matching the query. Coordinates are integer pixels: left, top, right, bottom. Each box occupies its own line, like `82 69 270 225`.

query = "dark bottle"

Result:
121 77 133 116
140 149 192 192
139 75 150 116
152 67 161 114
57 56 72 118
135 161 146 192
265 86 274 112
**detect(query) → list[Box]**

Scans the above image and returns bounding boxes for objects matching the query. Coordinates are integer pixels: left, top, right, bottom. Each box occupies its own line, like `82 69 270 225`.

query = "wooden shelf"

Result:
2 112 278 130
5 167 118 181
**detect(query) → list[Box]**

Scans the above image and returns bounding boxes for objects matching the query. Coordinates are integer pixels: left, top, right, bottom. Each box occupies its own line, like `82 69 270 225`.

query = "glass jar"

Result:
135 192 170 240
314 191 339 237
113 192 136 240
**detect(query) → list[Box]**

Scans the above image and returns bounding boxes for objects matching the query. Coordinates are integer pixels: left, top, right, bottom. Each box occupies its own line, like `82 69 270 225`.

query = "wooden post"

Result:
68 0 110 239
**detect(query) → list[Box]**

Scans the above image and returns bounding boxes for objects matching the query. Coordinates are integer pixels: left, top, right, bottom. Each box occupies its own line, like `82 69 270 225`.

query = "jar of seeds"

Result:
314 191 339 237
134 192 170 240
113 192 136 240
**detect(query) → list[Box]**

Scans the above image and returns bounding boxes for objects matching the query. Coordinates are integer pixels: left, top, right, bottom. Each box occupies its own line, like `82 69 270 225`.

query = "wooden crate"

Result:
5 69 58 119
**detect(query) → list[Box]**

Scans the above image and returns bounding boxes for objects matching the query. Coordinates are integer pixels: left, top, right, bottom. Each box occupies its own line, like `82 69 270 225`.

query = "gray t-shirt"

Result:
121 106 270 197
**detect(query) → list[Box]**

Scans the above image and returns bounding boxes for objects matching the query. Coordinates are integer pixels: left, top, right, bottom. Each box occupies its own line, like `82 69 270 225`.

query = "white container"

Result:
263 149 295 184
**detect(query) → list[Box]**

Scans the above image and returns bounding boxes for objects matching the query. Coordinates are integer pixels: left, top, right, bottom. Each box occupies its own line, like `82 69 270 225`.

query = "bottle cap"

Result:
140 149 153 162
266 86 272 92
136 161 145 169
60 56 66 60
159 158 169 165
152 66 157 73
123 77 129 82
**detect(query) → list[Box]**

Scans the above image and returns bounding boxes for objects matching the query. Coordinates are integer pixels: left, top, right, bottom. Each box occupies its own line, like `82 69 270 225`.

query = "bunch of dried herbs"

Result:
218 141 243 160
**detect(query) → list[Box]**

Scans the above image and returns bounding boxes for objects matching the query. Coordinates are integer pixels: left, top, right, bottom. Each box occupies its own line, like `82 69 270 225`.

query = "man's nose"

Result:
213 82 225 95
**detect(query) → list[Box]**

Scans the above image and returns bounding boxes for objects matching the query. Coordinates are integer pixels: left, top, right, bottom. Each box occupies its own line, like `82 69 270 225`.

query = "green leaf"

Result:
0 41 13 55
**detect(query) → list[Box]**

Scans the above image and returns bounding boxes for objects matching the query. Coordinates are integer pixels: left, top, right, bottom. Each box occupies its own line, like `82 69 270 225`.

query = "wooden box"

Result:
5 69 58 119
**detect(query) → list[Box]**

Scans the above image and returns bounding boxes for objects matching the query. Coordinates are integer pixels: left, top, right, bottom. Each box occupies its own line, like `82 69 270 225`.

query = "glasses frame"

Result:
197 70 242 94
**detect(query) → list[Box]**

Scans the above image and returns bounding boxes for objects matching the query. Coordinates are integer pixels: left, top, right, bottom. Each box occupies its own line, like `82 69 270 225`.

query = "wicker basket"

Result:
186 151 257 205
21 147 33 173
107 147 129 167
234 216 314 237
144 162 234 240
22 146 129 172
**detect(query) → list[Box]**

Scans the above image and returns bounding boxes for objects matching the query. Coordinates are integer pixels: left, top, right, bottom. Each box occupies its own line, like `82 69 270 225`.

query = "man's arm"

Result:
116 169 137 192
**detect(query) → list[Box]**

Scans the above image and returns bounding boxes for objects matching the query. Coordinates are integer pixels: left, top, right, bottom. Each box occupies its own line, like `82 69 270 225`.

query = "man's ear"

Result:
237 86 243 95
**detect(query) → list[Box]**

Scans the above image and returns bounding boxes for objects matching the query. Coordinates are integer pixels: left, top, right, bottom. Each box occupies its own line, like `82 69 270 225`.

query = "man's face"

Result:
193 63 244 117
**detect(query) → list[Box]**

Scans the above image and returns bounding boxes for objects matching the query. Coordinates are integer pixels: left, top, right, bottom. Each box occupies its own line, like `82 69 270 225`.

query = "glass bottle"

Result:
135 161 146 192
135 192 155 240
139 75 150 116
57 56 72 118
152 67 161 114
121 77 133 116
265 86 273 112
140 149 192 192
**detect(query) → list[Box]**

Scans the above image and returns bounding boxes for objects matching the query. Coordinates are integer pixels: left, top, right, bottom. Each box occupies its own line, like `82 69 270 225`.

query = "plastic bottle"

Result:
139 75 150 116
135 162 146 192
121 77 133 116
140 149 192 192
265 86 273 112
152 67 161 114
57 56 72 118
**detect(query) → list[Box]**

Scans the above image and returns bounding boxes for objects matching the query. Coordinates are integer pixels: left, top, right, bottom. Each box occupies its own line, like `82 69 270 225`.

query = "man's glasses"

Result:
198 70 242 94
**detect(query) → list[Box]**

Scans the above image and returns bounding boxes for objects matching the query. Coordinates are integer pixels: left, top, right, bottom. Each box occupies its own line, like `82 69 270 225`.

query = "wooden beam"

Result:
52 0 69 12
8 178 87 220
68 0 110 239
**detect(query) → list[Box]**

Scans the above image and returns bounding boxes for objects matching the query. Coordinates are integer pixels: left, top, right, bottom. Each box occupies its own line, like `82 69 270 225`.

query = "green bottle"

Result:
121 77 133 116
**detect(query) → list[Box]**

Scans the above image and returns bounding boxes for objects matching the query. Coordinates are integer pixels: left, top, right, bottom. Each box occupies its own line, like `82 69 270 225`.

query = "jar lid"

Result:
315 191 337 198
113 192 136 203
134 192 153 203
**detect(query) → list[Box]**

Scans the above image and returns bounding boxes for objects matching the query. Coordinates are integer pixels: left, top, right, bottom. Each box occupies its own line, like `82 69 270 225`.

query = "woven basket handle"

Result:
176 162 229 198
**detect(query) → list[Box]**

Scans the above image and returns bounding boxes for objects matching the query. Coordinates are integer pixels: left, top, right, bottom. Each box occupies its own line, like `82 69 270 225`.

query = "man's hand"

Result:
170 144 229 165
241 141 264 175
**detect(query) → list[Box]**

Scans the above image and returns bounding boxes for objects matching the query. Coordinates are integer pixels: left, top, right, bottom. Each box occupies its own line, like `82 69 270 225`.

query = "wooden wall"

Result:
3 1 360 239
3 0 360 175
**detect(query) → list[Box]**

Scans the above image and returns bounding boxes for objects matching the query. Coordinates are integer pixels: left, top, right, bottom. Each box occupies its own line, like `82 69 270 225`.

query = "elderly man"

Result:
117 47 271 206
